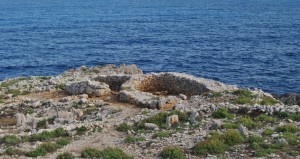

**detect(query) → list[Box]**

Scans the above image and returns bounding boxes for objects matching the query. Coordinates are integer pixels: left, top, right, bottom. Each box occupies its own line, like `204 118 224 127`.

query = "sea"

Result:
0 0 299 94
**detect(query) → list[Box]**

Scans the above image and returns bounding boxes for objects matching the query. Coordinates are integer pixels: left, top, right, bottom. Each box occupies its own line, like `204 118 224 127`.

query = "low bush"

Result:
81 148 102 158
75 126 88 135
5 147 24 156
37 119 47 129
152 131 170 138
262 129 273 136
116 123 132 132
25 147 47 157
81 147 133 159
275 124 299 133
192 138 227 155
160 146 185 159
289 112 300 121
100 147 133 159
2 135 22 146
221 129 244 146
56 138 71 146
237 116 260 129
40 142 60 153
56 152 75 159
124 136 145 143
212 108 234 119
256 114 277 123
221 122 238 129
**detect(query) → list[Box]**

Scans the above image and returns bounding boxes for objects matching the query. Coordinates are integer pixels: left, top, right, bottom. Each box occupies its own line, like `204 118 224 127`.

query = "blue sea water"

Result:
0 0 299 94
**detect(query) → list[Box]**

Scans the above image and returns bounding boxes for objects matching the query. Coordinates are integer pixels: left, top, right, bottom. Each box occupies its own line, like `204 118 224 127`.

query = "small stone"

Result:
166 115 179 127
179 94 187 100
189 110 200 124
79 98 88 104
238 125 249 137
144 123 159 130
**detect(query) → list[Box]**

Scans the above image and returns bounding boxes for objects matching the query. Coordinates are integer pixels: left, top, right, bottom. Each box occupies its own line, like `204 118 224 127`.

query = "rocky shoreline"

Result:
0 64 299 159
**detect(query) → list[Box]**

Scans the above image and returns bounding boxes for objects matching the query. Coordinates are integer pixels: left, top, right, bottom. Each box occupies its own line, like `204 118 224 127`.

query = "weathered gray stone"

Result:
65 80 111 97
189 110 200 124
144 123 159 130
238 125 249 137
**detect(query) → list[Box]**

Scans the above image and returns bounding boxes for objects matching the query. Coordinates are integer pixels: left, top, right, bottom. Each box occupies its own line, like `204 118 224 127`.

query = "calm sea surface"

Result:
0 0 299 94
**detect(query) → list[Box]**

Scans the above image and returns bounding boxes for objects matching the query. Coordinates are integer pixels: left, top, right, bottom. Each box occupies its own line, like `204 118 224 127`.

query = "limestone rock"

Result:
166 115 179 127
65 80 111 97
144 123 159 130
189 110 200 124
238 125 249 137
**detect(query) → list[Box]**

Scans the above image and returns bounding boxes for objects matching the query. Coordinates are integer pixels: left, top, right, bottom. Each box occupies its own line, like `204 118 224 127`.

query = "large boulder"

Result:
65 80 111 97
274 93 300 106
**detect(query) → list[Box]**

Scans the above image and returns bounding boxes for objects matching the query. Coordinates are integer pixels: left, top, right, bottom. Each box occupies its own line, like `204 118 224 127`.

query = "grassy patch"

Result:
75 126 88 135
8 89 30 97
30 128 67 141
212 108 234 119
81 148 102 158
262 128 273 136
56 152 75 159
124 136 145 143
192 138 227 155
37 119 47 129
55 83 65 90
56 138 71 146
256 114 277 123
282 132 299 145
5 147 24 156
1 135 23 146
40 142 61 153
152 131 170 138
237 116 260 129
275 124 299 133
231 89 256 105
25 147 47 157
259 96 279 105
192 129 244 155
221 122 238 129
289 112 300 121
81 147 133 159
116 123 132 132
160 146 185 159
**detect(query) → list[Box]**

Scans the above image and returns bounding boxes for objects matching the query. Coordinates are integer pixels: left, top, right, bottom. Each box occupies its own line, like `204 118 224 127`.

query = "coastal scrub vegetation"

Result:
160 146 186 159
81 147 133 159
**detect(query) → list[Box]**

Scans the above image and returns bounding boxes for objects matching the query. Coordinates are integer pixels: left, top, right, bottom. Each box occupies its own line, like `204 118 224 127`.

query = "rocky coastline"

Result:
0 64 299 159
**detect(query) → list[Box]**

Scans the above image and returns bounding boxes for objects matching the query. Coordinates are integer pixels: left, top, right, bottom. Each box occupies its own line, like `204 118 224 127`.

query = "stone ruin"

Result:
64 65 237 110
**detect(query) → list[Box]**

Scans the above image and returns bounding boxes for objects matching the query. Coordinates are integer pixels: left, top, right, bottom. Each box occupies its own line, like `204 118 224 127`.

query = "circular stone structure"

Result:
117 72 237 109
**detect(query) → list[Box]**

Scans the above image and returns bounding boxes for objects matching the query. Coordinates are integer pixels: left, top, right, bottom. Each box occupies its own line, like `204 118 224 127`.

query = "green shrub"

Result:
116 123 132 132
55 83 65 90
232 96 254 105
221 123 238 129
259 96 278 106
124 136 145 143
254 149 277 157
274 112 289 118
2 135 22 146
40 142 60 153
37 119 47 129
237 116 260 129
30 128 66 141
160 146 185 159
56 138 71 146
221 129 244 146
99 147 133 159
212 108 234 119
170 110 189 122
152 131 170 138
275 124 299 133
53 128 67 137
248 135 264 144
233 89 253 97
75 126 88 135
56 152 75 159
256 114 277 123
192 138 227 155
25 147 47 157
262 129 273 136
282 132 299 145
138 112 168 129
81 148 102 158
5 147 24 156
290 112 300 121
